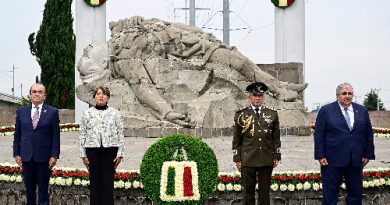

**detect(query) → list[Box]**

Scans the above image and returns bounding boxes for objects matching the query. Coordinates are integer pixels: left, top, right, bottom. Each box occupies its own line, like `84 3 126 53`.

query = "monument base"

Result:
0 182 388 205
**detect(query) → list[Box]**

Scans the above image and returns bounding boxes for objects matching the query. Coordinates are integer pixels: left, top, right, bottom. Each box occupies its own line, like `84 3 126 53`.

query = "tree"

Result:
28 0 75 109
363 89 386 111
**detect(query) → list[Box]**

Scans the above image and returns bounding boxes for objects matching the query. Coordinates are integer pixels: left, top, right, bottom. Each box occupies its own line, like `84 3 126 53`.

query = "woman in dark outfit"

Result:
79 86 125 205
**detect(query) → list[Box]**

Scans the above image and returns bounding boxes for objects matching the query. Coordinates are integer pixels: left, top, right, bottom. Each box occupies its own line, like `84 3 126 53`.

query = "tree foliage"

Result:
363 89 386 111
28 0 75 109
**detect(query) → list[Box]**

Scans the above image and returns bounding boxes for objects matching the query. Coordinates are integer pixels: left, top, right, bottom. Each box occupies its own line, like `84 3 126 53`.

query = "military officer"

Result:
233 82 281 205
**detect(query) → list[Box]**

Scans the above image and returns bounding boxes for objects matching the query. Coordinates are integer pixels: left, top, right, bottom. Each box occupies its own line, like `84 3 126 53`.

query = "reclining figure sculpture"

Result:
77 16 308 128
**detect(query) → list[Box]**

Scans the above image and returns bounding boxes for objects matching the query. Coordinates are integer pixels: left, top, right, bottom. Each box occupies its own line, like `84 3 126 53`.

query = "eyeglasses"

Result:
339 92 353 96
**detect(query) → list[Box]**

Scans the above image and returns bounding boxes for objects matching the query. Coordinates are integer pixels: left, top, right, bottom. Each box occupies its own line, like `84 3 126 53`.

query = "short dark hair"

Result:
93 86 110 98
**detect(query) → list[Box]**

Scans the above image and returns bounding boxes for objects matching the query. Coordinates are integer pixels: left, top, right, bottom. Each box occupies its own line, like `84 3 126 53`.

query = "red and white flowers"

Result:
84 0 107 7
160 161 200 201
271 0 295 9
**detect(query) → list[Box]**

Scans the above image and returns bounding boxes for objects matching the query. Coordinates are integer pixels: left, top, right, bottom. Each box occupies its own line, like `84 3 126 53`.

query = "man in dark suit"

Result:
13 83 60 205
233 82 281 205
314 82 375 205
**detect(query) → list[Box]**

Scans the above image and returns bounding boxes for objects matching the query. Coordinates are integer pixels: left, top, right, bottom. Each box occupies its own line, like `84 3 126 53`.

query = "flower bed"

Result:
310 124 390 138
1 162 389 192
0 123 79 136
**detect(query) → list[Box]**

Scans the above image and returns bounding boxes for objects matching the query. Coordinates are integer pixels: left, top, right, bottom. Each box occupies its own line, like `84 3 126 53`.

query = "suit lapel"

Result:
352 103 359 131
332 101 350 130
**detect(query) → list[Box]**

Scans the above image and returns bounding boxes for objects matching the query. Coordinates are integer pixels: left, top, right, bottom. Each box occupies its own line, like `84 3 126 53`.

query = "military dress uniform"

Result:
233 105 281 205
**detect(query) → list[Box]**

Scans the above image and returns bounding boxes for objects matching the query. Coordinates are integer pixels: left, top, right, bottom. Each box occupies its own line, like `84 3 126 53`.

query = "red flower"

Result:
234 177 240 182
222 176 228 183
375 172 381 178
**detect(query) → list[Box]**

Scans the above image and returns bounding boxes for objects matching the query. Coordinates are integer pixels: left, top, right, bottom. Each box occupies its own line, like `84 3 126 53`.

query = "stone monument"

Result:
76 16 310 137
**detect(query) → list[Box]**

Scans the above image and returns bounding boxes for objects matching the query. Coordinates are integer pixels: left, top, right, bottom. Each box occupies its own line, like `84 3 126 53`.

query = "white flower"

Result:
296 183 303 191
55 177 66 186
3 175 10 182
280 184 287 192
49 177 56 185
341 183 346 189
0 174 10 182
81 179 90 187
16 175 23 183
312 183 320 191
373 179 381 187
226 183 234 191
233 184 241 191
303 182 311 190
66 178 73 186
9 175 16 182
363 181 369 188
115 180 125 189
380 177 387 184
73 179 81 186
133 180 140 188
217 183 225 191
125 181 132 189
270 183 279 191
287 184 295 191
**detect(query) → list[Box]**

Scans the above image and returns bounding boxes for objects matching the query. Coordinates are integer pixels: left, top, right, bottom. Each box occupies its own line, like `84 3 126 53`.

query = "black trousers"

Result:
241 166 273 205
86 147 118 205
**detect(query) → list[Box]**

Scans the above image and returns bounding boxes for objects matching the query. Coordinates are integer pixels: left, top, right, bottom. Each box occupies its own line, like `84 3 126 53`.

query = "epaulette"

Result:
263 105 278 111
235 106 249 113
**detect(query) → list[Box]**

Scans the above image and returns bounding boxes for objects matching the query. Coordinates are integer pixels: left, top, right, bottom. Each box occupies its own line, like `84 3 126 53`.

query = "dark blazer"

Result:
233 106 281 167
13 104 60 162
314 101 375 167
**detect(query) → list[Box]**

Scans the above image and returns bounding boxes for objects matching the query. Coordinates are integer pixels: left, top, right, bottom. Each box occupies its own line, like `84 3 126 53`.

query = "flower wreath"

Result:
140 134 218 204
271 0 295 9
84 0 107 7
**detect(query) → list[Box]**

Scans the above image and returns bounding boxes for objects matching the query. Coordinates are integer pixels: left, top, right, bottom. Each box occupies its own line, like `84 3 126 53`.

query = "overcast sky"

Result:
0 0 389 110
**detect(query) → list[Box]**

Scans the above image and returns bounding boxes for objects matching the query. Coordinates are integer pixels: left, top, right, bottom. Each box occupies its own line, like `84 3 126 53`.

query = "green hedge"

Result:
140 134 218 204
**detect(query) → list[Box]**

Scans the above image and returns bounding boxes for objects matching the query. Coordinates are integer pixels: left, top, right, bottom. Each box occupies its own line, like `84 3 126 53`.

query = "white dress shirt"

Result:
31 103 43 119
339 104 354 129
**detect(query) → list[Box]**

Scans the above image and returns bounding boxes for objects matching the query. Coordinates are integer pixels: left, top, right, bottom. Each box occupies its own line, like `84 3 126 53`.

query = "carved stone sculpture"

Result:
76 16 309 132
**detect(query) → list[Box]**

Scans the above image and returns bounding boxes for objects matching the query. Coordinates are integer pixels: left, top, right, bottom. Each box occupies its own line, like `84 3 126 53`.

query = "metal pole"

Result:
12 65 15 97
223 0 230 45
185 0 188 24
377 89 380 111
189 0 195 26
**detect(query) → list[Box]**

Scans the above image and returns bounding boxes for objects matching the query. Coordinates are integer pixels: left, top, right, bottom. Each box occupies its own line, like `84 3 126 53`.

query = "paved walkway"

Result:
1 132 389 172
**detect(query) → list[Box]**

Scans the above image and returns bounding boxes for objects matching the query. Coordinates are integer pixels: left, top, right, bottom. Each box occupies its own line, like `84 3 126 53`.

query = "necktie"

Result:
32 106 39 129
343 108 352 130
254 108 260 119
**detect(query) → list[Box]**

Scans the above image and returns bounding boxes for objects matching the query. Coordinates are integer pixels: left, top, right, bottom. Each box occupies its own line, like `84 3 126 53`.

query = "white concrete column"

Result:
75 0 106 123
274 0 305 64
